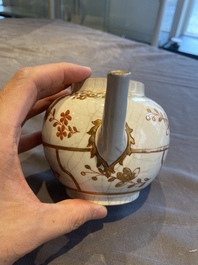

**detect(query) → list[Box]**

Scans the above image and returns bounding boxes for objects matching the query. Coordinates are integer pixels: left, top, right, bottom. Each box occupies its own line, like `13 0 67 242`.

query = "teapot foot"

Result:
66 188 140 206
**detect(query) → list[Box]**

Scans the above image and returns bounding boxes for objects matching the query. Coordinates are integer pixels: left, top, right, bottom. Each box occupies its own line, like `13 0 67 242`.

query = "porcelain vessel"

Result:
42 71 170 205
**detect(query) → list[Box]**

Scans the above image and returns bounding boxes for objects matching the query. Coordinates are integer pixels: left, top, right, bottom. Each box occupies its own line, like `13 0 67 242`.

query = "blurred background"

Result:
0 0 197 58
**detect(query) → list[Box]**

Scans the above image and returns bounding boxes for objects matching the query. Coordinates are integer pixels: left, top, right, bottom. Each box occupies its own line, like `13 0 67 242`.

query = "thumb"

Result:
39 199 107 242
4 199 107 262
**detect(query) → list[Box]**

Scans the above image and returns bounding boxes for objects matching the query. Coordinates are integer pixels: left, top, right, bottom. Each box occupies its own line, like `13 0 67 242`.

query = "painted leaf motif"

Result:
139 182 146 187
85 165 91 170
98 168 104 174
115 182 125 188
53 122 59 127
128 184 136 188
73 126 78 132
154 108 159 114
108 177 116 182
133 167 140 178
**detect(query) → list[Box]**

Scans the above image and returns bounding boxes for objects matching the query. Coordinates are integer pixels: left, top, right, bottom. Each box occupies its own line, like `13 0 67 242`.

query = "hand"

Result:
0 63 107 264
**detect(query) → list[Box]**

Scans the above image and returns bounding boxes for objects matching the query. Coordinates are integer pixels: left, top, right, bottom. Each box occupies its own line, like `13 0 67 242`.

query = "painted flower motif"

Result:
115 167 141 188
60 110 72 125
56 125 67 140
48 108 79 140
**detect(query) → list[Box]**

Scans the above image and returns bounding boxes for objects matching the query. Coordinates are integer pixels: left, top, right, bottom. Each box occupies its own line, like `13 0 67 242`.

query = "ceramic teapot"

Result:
42 71 170 205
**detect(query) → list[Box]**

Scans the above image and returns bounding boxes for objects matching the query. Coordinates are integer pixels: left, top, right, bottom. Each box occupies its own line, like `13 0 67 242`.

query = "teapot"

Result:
42 71 169 205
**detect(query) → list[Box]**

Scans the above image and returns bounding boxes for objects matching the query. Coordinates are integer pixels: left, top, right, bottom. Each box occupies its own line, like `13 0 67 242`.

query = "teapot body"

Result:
42 78 169 205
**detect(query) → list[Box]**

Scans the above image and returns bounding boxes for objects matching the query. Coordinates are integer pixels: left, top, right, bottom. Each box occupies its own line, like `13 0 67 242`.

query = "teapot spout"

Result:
96 70 131 165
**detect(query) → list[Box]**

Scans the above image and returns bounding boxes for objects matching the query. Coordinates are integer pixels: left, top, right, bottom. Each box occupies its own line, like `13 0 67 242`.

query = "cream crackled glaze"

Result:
42 71 169 205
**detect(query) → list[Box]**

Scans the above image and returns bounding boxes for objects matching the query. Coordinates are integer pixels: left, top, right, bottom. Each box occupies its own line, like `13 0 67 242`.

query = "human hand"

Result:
0 63 107 264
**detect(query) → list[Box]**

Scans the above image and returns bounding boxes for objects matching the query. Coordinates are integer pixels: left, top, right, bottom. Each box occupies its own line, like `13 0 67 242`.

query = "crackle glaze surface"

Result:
42 78 170 205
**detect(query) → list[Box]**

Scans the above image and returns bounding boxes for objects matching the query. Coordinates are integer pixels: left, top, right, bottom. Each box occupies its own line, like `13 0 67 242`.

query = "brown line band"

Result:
132 145 169 154
66 186 142 196
43 141 91 152
43 141 169 154
56 149 82 191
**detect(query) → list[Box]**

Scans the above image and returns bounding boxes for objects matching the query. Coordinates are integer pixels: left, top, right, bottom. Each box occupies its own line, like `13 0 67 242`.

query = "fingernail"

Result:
93 205 107 220
82 66 92 71
82 66 92 74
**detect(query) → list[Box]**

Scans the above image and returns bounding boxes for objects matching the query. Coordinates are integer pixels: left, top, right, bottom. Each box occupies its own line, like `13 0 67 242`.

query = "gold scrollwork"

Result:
71 90 105 100
86 119 135 177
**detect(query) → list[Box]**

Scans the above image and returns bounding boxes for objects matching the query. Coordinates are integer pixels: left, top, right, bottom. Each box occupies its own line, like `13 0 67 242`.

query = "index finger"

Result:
0 63 92 129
